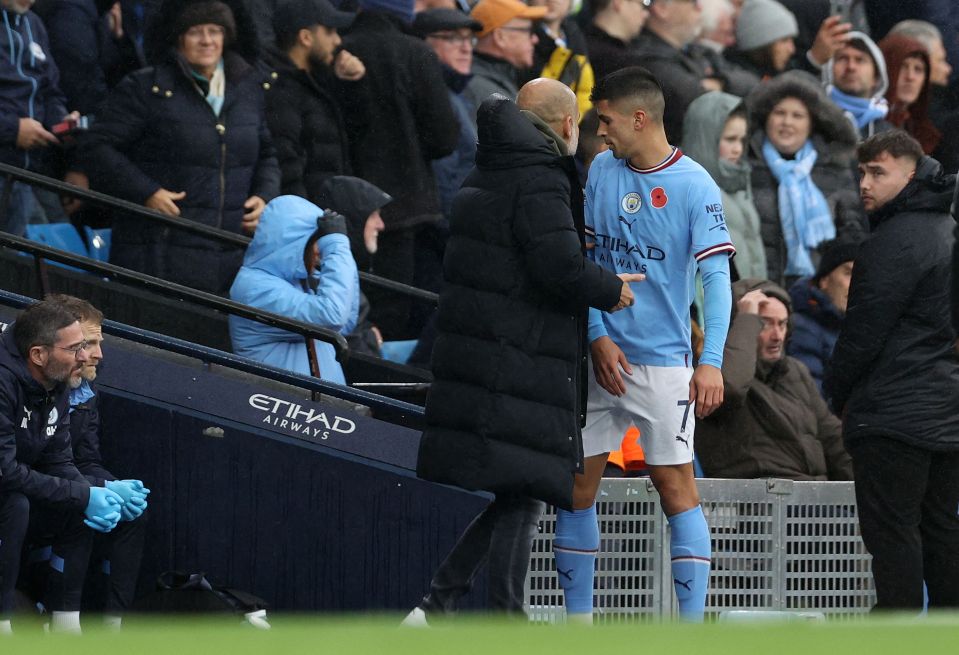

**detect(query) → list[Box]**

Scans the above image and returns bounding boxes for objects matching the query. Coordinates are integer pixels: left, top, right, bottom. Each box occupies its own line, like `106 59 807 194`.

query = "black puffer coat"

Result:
342 11 457 230
78 0 280 294
746 71 867 287
263 47 368 205
416 96 623 510
824 157 959 450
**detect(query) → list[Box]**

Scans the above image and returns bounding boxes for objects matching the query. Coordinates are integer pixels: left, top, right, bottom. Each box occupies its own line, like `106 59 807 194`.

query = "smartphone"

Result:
829 0 851 23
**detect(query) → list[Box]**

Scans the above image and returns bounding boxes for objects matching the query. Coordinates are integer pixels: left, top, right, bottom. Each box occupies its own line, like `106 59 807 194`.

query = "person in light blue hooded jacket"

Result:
229 194 359 384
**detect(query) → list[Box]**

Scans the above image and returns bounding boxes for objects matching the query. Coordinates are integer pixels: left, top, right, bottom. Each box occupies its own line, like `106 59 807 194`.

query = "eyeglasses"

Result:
499 25 536 36
429 33 478 47
53 341 89 360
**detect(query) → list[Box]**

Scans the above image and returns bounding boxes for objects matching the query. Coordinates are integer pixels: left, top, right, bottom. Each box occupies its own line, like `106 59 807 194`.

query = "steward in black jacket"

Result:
823 143 959 611
416 94 623 511
78 0 280 294
825 156 959 449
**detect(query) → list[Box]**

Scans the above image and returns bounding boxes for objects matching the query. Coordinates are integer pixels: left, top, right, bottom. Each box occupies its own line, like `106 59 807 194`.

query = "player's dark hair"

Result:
590 66 665 123
12 300 78 359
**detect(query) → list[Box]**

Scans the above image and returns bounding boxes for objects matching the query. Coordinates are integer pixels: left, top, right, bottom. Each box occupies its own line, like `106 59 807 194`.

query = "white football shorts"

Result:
582 361 695 465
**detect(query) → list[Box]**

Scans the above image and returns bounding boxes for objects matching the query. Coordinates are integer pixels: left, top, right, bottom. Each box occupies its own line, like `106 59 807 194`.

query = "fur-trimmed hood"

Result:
747 70 859 149
145 0 259 65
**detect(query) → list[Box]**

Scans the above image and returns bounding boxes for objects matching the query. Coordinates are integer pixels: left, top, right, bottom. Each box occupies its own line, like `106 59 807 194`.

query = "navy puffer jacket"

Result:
78 0 279 294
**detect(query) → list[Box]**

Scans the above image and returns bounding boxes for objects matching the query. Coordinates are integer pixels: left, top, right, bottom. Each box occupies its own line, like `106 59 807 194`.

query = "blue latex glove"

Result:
126 479 151 497
106 479 150 522
120 494 148 522
84 486 123 533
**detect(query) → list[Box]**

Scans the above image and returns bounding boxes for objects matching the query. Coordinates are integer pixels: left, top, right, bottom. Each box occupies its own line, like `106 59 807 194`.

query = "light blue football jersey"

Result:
586 147 735 367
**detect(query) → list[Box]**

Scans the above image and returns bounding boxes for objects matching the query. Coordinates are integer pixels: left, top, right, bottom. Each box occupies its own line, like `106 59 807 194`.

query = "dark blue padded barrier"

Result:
0 293 490 611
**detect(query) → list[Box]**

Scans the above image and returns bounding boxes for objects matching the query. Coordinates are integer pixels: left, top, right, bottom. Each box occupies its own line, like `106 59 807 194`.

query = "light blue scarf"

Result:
190 59 225 116
762 138 835 277
828 86 888 130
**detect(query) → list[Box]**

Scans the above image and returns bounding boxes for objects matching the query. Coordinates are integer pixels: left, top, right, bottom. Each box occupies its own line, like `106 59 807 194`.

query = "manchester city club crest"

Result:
621 192 642 214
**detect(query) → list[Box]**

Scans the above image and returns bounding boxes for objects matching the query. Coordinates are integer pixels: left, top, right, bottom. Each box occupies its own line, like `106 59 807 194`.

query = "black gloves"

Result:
315 210 348 238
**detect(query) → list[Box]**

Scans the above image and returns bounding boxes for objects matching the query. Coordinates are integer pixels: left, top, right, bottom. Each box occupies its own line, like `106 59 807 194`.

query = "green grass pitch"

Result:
3 614 959 654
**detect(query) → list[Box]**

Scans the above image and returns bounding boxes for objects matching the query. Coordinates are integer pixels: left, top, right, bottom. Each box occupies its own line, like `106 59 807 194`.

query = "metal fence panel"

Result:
526 478 875 621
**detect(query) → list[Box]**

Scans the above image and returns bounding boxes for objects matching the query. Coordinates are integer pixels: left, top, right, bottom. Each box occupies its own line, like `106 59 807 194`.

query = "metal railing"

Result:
0 288 425 425
527 478 875 621
0 231 350 360
0 162 439 304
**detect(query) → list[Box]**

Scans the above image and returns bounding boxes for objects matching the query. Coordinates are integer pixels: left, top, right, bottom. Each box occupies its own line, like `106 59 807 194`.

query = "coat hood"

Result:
822 31 889 100
868 156 958 228
748 70 859 149
317 175 392 260
475 94 566 170
879 34 941 153
145 0 259 65
241 195 326 282
682 91 751 193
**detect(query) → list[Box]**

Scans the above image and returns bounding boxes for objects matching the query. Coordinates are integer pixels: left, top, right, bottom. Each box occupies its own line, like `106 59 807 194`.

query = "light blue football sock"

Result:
554 505 599 617
668 505 711 622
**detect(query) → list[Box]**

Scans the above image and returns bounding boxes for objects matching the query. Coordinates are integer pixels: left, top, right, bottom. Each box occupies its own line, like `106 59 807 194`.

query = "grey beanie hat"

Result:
735 0 798 52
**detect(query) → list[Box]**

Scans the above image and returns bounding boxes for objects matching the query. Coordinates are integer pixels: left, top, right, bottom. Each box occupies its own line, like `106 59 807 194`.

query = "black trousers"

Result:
420 495 545 617
0 492 94 618
849 435 959 611
89 513 147 613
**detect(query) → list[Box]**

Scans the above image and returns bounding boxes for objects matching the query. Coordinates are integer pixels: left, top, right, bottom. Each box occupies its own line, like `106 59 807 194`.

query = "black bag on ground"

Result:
130 571 270 627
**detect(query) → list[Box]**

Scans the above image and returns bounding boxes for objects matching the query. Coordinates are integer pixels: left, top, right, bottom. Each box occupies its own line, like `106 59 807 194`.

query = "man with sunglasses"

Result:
0 300 124 634
465 0 547 112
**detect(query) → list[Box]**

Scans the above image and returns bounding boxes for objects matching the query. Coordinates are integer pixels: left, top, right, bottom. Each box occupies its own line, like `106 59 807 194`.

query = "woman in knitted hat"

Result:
77 0 280 295
879 34 941 155
745 70 866 288
725 0 799 82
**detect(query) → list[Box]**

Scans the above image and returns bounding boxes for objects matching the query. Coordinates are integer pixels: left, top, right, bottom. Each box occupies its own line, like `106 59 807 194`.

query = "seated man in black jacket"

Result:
0 301 125 634
52 295 149 630
825 130 959 612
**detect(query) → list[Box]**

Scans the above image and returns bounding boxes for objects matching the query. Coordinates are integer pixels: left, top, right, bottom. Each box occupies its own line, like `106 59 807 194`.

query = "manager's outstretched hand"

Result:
610 273 646 312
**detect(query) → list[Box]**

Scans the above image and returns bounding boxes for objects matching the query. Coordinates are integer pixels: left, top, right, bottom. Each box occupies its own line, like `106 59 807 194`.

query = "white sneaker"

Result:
400 607 430 628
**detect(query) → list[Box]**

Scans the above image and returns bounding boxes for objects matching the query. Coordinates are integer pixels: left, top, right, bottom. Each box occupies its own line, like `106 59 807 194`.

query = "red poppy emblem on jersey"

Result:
650 187 668 208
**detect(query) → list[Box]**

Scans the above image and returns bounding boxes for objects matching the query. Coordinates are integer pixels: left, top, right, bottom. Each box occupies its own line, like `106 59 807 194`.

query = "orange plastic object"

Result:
607 426 646 471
